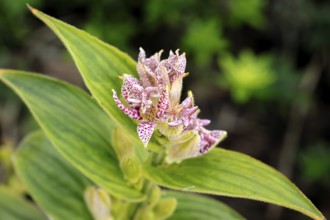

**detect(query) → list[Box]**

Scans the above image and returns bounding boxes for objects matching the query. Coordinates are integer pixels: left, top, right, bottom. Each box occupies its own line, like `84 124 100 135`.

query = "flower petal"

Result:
180 96 192 108
156 88 170 119
138 47 146 62
169 77 183 107
166 50 187 83
137 122 156 147
166 130 200 163
143 50 162 71
177 52 187 73
198 130 227 155
112 89 142 120
121 74 141 102
137 63 156 87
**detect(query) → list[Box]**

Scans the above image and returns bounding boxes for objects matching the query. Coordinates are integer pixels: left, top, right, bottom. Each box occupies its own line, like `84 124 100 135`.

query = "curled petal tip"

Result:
168 120 183 127
219 130 228 140
138 47 146 61
199 119 211 126
112 89 142 120
185 106 198 116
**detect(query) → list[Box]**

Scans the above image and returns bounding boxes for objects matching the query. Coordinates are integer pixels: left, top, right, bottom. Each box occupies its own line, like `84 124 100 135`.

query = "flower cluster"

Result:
113 48 226 162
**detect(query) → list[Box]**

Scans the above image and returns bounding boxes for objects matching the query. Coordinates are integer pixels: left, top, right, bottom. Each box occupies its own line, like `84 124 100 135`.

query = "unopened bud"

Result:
0 143 14 172
166 130 200 163
111 127 135 160
120 156 142 184
147 185 161 208
134 178 145 191
84 186 112 220
157 121 183 138
153 198 177 220
134 207 154 220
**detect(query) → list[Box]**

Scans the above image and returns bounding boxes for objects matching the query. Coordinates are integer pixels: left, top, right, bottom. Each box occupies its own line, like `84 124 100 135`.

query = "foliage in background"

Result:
182 19 228 67
0 0 41 46
218 50 276 103
299 143 330 186
227 0 266 28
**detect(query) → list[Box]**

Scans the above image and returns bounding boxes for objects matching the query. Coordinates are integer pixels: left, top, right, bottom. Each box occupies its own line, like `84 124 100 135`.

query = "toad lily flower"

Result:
112 48 227 162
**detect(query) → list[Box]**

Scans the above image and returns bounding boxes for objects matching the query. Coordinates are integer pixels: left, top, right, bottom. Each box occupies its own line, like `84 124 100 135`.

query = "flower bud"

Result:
166 130 200 163
169 74 187 108
134 207 154 220
157 121 183 138
120 156 142 185
0 143 14 173
84 186 112 220
147 185 161 208
111 127 135 160
134 178 145 191
153 197 177 220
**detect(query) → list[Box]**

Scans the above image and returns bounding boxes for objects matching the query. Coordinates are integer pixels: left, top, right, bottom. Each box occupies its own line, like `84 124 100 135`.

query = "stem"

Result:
151 151 166 166
130 150 166 219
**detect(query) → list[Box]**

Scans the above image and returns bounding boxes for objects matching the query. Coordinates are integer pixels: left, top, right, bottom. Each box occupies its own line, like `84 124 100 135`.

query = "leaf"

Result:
164 191 245 220
143 148 325 220
0 70 145 201
0 186 46 220
27 6 147 149
14 131 92 220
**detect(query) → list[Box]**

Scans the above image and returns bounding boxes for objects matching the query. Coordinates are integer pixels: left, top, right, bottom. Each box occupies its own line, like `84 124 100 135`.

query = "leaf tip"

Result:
26 4 38 15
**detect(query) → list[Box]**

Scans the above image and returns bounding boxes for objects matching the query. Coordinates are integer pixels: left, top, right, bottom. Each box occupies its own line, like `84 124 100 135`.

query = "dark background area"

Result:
0 0 329 219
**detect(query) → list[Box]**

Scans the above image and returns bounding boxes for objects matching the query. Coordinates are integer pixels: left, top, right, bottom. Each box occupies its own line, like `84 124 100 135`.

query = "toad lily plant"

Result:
0 6 325 220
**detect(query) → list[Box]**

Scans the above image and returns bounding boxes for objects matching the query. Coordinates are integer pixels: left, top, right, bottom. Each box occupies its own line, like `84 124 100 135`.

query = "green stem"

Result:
151 151 165 166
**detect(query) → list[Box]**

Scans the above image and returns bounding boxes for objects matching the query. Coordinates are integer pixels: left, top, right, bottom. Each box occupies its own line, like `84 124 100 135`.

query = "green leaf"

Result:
0 70 144 201
165 191 245 220
27 6 149 150
0 186 46 220
143 148 325 220
14 131 92 220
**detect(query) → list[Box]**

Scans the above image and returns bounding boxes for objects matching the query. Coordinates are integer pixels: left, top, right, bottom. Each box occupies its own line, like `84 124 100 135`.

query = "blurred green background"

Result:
0 0 329 219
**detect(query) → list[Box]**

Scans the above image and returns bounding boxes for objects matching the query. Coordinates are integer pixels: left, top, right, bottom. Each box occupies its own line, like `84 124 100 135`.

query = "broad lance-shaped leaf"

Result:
143 148 325 220
0 186 46 220
164 191 245 220
27 6 159 151
0 70 145 201
14 131 93 220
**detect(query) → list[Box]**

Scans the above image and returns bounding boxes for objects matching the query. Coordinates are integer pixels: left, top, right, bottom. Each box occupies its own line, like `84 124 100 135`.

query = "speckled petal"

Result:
177 52 187 73
166 50 187 83
138 47 146 62
137 121 156 147
121 75 141 102
180 96 192 108
156 88 170 119
112 89 142 120
198 130 227 155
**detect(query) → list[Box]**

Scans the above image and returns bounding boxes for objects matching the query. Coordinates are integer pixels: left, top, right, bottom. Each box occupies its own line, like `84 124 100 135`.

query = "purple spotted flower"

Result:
113 48 227 162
